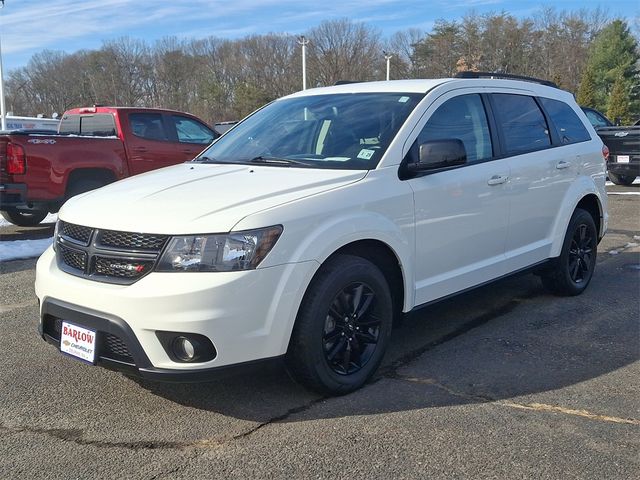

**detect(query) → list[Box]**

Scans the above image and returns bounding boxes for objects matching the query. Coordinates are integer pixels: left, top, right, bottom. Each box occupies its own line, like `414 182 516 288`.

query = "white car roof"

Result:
284 78 572 102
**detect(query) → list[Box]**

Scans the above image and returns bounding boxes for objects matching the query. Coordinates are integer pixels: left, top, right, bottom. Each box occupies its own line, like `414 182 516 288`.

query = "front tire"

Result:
541 208 597 296
286 254 393 395
608 172 636 186
1 208 48 227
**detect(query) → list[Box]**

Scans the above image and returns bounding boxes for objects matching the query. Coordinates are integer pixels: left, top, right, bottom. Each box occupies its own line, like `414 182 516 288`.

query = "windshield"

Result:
198 92 423 170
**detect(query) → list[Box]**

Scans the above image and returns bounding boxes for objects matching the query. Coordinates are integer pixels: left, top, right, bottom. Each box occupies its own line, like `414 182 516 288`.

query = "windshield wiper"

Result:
192 156 233 164
248 156 312 167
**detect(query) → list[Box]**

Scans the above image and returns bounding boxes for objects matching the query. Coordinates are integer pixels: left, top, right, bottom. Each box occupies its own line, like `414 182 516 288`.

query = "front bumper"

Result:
35 247 318 380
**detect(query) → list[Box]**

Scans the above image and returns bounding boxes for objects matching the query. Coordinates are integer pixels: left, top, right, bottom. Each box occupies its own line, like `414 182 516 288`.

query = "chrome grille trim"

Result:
55 222 166 285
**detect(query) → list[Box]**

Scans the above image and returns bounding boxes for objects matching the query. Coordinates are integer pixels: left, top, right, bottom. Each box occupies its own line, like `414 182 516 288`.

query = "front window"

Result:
197 93 423 170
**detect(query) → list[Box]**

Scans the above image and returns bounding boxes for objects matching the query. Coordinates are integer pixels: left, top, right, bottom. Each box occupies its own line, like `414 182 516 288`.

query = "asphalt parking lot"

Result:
0 183 638 479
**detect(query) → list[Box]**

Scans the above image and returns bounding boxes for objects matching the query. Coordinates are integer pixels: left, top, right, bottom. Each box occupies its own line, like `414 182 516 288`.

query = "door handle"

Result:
556 160 571 169
487 175 508 186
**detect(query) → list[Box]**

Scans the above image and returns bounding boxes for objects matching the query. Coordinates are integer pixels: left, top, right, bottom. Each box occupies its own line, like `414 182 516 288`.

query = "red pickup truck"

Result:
0 106 218 226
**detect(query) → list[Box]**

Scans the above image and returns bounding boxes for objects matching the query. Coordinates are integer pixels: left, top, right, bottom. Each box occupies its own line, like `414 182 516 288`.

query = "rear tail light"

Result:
602 144 609 162
7 142 26 175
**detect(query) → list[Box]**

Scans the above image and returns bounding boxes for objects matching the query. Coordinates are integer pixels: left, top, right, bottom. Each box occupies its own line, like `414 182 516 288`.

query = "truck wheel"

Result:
540 208 597 296
1 208 49 227
286 254 393 395
608 172 636 186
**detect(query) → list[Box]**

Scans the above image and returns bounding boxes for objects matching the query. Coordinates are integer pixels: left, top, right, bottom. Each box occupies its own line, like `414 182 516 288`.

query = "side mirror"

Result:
407 139 467 174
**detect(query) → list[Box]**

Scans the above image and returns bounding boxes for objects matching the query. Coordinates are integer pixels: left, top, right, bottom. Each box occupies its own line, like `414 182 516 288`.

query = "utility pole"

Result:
297 35 309 91
383 51 393 82
0 0 5 131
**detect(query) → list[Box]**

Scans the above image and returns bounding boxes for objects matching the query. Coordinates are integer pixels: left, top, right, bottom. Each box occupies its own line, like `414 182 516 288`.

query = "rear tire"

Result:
608 172 636 186
286 254 393 395
1 208 48 227
541 208 597 296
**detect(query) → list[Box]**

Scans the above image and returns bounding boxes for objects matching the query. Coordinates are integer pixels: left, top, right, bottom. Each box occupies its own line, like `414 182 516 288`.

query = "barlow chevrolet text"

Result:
35 74 608 394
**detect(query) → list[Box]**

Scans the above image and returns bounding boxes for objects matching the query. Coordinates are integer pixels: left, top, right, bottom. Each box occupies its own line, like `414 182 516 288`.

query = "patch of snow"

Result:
0 238 52 261
607 192 640 196
608 250 619 255
0 213 57 228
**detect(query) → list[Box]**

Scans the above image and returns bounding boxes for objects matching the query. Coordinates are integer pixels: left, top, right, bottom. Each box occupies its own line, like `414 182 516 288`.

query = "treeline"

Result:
6 8 639 125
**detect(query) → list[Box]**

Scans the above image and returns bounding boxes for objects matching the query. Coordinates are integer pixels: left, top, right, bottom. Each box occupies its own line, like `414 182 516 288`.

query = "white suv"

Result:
35 74 608 394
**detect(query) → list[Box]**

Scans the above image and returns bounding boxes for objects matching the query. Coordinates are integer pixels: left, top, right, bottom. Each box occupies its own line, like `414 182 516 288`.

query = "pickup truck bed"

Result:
597 125 640 185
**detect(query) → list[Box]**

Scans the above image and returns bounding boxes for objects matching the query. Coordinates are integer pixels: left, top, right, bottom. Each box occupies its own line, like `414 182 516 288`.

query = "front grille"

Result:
56 222 166 285
60 221 93 245
94 256 154 280
58 244 87 271
98 230 168 251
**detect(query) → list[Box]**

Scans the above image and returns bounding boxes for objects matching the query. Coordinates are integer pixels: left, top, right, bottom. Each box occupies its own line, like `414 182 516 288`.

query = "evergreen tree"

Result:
577 66 597 108
607 72 631 123
582 20 640 116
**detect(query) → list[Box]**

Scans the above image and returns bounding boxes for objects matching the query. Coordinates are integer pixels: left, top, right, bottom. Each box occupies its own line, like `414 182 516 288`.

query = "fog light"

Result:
156 331 217 363
173 336 195 361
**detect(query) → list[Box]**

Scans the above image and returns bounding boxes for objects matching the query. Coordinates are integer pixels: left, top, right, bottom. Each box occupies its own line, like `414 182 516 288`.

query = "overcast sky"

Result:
1 0 638 71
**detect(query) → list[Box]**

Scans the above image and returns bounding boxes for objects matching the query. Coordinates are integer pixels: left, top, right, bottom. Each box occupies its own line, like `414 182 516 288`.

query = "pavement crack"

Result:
394 375 640 426
0 300 38 314
0 424 223 452
232 396 328 440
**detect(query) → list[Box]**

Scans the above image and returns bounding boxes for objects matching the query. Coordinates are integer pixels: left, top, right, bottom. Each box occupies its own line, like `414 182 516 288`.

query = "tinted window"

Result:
541 98 591 144
172 116 216 144
129 113 168 141
492 94 551 155
582 108 612 128
413 94 492 163
198 93 423 170
59 114 116 136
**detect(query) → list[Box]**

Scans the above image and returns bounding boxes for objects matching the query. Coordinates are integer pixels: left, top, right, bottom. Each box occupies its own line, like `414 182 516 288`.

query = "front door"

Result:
406 92 511 305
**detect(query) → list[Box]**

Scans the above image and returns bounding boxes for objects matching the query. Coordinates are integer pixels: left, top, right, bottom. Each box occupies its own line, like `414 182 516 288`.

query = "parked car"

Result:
36 73 608 395
0 106 218 226
581 107 639 185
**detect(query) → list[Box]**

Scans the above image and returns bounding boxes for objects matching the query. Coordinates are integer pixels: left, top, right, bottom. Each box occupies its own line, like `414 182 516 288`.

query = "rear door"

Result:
491 94 584 270
123 112 180 175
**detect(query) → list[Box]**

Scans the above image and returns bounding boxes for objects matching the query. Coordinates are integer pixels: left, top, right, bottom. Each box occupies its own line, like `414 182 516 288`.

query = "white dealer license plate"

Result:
617 155 630 163
60 322 97 364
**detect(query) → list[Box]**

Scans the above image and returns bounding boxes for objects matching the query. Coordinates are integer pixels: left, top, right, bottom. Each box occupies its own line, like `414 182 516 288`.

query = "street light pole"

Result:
383 51 393 82
297 35 309 91
0 0 6 131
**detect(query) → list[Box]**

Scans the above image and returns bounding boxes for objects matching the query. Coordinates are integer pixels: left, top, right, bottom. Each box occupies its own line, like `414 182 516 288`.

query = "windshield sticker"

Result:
357 149 375 160
398 96 410 103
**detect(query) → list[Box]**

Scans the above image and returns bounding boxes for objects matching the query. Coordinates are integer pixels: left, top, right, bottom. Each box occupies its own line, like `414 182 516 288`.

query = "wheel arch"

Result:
65 168 118 197
550 181 606 258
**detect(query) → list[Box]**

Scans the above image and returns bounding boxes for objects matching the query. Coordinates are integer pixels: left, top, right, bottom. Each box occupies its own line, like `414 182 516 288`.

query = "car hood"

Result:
60 163 367 234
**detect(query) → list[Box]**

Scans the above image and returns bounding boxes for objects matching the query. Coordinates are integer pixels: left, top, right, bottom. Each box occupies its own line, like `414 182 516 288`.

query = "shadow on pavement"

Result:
139 250 640 421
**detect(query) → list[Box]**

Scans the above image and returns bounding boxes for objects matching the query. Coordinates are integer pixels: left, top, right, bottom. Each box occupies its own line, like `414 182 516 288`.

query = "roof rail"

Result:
454 71 558 88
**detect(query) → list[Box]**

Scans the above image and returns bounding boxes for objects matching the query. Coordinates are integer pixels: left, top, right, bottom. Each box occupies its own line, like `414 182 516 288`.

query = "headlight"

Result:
156 225 283 272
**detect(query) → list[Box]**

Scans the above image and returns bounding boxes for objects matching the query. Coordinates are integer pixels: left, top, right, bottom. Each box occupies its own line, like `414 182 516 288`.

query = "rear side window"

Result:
492 94 551 155
59 114 116 136
129 113 168 141
171 116 216 144
413 94 493 163
540 98 591 144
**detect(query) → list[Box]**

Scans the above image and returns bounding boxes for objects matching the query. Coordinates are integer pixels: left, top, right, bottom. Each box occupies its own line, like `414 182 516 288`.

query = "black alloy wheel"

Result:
541 208 597 296
323 282 380 375
567 223 594 284
286 254 393 395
